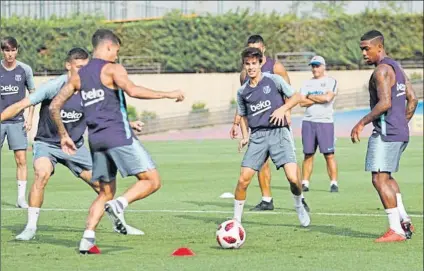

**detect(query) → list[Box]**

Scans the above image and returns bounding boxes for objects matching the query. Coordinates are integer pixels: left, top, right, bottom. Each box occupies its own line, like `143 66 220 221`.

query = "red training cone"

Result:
171 247 195 257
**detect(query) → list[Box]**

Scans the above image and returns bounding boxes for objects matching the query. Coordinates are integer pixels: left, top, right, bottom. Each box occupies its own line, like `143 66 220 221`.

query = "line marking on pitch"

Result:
2 208 423 218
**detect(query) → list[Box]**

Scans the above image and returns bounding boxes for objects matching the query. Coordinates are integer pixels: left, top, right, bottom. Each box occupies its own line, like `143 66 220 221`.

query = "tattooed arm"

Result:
49 71 80 154
359 64 393 126
403 71 418 122
351 64 393 143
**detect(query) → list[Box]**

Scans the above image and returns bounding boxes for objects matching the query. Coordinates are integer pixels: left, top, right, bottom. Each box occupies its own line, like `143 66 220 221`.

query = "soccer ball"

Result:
216 219 246 249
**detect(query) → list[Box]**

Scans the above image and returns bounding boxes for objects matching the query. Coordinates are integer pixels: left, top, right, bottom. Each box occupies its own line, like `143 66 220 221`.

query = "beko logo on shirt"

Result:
0 84 19 95
250 100 271 116
81 88 105 106
61 110 83 123
396 82 406 97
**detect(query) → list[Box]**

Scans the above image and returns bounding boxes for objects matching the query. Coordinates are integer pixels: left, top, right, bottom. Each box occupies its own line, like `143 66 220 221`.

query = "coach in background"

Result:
299 56 339 193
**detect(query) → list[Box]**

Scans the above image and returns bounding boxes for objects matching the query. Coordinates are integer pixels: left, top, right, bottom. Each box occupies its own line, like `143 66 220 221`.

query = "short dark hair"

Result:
92 29 122 48
247 34 265 46
1 36 18 50
66 47 90 62
241 47 263 64
361 30 384 46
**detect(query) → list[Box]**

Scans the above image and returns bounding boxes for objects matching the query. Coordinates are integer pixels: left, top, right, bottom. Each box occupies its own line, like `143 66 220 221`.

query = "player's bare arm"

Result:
274 62 293 123
351 64 393 143
230 70 247 139
111 64 184 101
50 74 79 137
403 71 418 122
360 64 393 125
24 88 36 132
307 91 336 104
270 92 301 126
1 97 31 121
238 116 249 152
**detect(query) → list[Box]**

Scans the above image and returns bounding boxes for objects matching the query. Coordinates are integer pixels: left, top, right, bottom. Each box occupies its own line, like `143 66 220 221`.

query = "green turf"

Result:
1 137 423 271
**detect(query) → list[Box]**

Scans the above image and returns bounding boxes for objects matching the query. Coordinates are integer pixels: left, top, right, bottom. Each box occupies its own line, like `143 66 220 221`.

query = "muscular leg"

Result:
234 167 256 222
324 153 338 192
284 162 310 227
119 169 161 204
372 172 404 235
258 159 272 198
14 150 28 206
79 170 100 194
301 153 314 190
85 181 116 231
15 157 53 240
324 153 337 182
388 175 410 222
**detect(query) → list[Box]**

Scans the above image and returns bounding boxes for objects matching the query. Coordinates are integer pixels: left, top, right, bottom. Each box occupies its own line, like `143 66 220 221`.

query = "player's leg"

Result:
317 122 338 192
365 134 406 242
234 167 257 222
270 127 310 227
80 181 116 254
388 175 414 238
235 131 268 220
6 122 29 207
79 170 100 194
15 155 53 240
301 121 317 191
250 159 274 211
103 138 159 234
79 150 117 254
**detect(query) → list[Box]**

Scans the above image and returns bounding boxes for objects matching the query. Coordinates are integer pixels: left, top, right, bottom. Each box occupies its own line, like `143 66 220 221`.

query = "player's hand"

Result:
61 135 77 155
23 120 32 132
238 138 248 152
130 120 145 132
230 124 239 139
168 90 185 102
269 107 286 126
351 122 364 143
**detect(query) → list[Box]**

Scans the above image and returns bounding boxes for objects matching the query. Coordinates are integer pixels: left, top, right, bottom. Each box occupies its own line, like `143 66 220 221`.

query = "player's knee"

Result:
34 171 50 189
304 153 314 161
324 153 335 161
237 176 250 190
15 154 26 167
151 178 161 192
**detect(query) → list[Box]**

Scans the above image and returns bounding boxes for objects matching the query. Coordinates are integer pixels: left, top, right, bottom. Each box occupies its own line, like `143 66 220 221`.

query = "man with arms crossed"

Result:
230 34 293 211
233 47 310 227
1 48 143 240
351 30 417 242
299 56 339 193
50 29 184 254
0 36 36 208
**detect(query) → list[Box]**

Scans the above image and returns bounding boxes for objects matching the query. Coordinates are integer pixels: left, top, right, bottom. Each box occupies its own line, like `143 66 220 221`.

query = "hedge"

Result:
1 10 422 73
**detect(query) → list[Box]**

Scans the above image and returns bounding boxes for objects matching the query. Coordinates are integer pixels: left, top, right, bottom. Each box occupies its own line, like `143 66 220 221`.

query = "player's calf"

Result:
233 167 256 222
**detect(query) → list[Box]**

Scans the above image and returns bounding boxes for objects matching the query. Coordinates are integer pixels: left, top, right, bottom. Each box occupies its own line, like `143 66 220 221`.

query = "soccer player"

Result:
1 48 144 240
0 37 36 208
351 30 418 242
299 56 339 192
233 47 310 227
230 34 292 211
49 29 185 254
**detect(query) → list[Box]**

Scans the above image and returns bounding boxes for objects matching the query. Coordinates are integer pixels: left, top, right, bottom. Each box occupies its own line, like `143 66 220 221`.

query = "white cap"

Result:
309 55 326 66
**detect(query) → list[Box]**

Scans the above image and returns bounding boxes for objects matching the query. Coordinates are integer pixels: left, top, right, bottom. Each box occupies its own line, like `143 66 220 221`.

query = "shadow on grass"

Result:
176 214 379 239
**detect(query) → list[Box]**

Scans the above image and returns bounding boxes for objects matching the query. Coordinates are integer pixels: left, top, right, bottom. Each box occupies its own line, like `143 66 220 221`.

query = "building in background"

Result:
1 1 422 20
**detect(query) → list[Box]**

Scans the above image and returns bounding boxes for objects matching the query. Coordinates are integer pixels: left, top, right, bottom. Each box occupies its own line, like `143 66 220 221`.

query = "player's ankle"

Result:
302 180 309 187
116 197 129 211
330 180 338 186
262 196 272 203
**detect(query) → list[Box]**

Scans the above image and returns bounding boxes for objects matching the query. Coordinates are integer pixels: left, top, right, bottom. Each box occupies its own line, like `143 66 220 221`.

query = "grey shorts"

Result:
242 127 297 171
365 133 407 173
91 137 156 183
33 140 92 177
0 122 28 150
